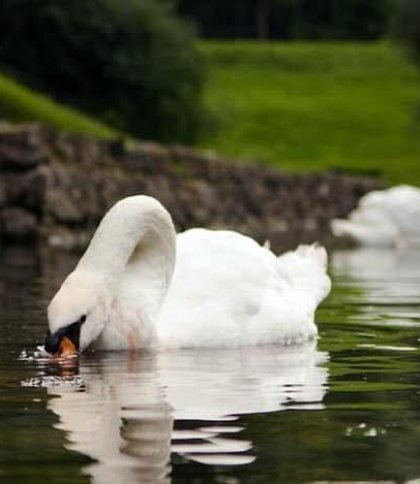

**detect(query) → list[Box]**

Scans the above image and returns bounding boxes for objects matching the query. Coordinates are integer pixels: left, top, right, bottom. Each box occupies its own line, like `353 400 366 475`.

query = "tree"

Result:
255 0 270 39
176 0 392 40
0 0 206 143
393 0 420 63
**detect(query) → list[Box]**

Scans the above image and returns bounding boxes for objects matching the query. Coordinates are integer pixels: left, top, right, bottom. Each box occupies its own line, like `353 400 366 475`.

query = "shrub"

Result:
0 0 206 143
393 0 420 64
177 0 391 40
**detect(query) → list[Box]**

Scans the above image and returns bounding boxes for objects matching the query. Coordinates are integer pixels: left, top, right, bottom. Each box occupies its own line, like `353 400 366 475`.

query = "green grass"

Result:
0 72 118 139
199 41 420 185
1 43 420 185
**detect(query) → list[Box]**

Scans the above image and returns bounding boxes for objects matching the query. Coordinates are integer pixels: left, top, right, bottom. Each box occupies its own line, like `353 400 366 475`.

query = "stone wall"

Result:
0 122 383 252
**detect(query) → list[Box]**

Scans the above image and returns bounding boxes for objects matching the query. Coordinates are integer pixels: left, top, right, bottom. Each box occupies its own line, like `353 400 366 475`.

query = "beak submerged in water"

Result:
44 320 82 357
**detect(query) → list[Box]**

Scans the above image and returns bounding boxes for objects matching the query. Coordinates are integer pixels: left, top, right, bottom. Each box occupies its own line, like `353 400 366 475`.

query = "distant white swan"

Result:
45 196 331 354
331 185 420 247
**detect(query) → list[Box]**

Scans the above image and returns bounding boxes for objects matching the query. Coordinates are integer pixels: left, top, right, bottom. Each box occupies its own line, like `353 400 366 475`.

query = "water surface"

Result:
1 246 420 483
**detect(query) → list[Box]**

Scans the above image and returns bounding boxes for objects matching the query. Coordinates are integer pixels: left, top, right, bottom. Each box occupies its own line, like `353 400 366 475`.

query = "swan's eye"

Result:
80 315 87 324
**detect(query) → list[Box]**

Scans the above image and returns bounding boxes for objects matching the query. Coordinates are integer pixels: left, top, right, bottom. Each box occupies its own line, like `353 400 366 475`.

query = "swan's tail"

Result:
277 244 331 306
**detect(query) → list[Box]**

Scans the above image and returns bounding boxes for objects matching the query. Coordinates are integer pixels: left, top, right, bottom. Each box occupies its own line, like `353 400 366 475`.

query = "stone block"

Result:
1 207 38 239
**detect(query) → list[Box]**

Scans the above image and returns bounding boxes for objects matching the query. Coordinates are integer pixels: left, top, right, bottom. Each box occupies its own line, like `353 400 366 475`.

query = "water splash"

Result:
21 375 85 389
19 345 78 364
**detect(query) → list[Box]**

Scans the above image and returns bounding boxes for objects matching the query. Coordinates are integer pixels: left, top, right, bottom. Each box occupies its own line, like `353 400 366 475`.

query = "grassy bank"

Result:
199 41 420 185
1 43 420 185
0 72 118 139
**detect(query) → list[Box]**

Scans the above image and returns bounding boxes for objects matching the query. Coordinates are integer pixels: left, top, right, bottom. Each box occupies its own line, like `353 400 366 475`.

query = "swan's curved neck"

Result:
76 196 177 308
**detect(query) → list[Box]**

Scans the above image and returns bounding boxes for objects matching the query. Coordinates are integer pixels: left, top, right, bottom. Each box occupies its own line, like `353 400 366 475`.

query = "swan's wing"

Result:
157 229 330 348
158 229 275 344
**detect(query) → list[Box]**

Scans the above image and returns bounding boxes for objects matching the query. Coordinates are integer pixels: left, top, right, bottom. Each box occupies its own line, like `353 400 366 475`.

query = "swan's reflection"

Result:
333 248 420 279
332 248 420 303
47 344 328 483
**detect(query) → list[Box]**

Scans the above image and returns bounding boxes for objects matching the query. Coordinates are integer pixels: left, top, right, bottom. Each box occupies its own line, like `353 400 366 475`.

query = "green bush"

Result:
0 0 205 143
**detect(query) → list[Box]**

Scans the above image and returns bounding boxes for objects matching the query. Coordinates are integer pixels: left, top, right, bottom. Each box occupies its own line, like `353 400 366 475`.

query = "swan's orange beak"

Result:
45 320 82 357
58 336 77 357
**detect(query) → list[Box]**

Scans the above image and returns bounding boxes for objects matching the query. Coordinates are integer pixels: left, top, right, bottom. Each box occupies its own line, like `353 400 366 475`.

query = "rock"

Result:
45 165 101 224
43 226 92 250
0 207 38 239
0 122 384 251
0 178 6 207
3 168 47 211
125 142 170 174
0 123 47 170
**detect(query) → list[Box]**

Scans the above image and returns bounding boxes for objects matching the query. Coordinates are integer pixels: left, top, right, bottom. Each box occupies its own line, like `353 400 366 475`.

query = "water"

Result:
1 246 420 483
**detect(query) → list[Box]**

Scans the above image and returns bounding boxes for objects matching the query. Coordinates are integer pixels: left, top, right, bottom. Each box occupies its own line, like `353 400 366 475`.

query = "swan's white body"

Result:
331 185 420 247
48 196 331 351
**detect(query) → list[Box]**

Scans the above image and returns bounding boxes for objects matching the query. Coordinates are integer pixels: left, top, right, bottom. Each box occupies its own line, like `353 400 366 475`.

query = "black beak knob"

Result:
44 328 65 354
44 319 82 355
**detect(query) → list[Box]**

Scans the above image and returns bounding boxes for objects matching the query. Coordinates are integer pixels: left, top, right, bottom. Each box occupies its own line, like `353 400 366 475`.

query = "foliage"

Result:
393 0 420 64
0 0 205 143
0 72 118 139
177 0 392 40
199 41 420 185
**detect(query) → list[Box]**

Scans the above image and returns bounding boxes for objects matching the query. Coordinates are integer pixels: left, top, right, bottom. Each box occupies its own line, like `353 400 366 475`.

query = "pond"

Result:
1 245 420 483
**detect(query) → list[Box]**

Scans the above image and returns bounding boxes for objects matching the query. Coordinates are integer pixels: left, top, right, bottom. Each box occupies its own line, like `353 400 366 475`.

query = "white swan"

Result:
331 185 420 247
45 195 331 354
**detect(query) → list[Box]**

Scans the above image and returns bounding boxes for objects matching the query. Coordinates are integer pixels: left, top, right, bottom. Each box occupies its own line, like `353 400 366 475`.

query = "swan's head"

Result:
45 270 109 355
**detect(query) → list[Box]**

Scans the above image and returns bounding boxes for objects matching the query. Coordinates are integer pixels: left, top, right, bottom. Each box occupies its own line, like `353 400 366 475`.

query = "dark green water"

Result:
1 246 420 483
